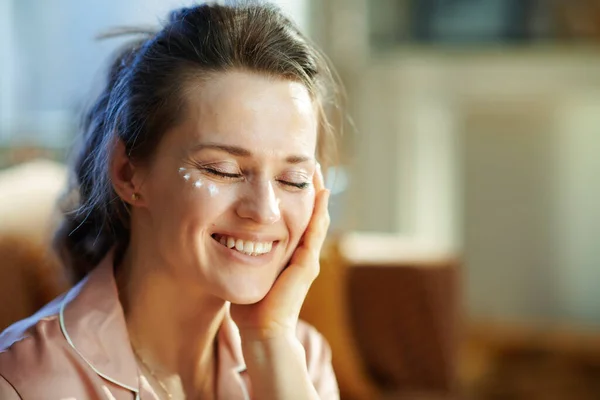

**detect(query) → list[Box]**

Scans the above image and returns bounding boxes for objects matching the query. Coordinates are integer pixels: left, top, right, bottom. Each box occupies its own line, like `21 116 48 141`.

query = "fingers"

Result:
297 187 330 264
308 188 331 247
287 162 330 275
299 163 330 258
313 162 325 193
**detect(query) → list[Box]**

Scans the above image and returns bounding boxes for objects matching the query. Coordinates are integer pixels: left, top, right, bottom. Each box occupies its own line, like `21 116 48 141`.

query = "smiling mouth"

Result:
211 234 276 257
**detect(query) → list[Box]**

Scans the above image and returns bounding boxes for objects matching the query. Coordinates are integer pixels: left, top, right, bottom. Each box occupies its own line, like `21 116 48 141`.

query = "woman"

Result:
0 3 340 399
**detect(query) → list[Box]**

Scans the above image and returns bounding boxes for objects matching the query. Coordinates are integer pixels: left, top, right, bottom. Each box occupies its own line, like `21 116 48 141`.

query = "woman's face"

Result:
135 71 318 304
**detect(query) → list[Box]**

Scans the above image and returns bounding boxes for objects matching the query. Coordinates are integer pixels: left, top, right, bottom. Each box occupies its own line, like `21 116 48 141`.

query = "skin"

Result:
111 70 331 399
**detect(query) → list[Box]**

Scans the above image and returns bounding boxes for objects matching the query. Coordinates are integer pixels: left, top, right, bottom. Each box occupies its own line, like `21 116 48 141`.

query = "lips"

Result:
211 234 275 257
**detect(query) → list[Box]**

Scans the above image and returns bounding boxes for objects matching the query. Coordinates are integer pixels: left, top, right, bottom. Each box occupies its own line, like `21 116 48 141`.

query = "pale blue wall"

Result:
0 0 308 146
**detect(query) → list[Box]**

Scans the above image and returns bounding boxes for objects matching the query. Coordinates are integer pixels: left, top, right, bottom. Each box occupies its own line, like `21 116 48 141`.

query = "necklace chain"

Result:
131 345 173 400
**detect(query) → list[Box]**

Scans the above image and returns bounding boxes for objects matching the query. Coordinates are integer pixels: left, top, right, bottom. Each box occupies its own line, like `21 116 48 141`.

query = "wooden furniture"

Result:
301 233 461 400
0 160 70 332
0 234 68 332
460 322 600 399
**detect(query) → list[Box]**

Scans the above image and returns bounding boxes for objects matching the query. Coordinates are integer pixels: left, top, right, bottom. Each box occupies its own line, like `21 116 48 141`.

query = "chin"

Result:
223 288 269 305
214 275 275 305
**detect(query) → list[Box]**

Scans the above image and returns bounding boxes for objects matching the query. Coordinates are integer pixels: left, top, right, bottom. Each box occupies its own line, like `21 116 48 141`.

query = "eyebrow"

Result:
191 143 313 164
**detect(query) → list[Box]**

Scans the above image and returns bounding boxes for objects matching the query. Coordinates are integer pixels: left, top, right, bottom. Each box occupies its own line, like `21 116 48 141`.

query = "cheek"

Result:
150 167 238 227
282 190 315 239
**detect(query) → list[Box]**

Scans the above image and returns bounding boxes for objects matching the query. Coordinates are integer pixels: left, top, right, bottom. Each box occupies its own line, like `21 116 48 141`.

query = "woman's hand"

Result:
231 164 331 399
230 163 330 340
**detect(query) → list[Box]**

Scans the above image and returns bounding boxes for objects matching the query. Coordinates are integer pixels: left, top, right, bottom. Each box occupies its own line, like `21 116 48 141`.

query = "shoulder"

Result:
296 320 340 399
0 295 67 390
0 293 64 353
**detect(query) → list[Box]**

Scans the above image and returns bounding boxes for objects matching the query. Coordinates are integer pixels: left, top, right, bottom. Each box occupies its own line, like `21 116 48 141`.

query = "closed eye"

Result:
201 166 309 189
202 168 243 179
278 180 310 190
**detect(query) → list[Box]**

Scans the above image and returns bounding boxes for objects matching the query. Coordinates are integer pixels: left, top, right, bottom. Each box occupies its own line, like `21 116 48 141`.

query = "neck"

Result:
117 243 227 398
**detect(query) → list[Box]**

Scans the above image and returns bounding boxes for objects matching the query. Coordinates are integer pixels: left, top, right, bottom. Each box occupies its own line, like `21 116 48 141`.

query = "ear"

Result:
110 139 146 206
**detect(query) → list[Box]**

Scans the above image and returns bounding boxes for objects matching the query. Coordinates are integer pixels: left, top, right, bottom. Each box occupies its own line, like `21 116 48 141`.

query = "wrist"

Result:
238 324 297 342
240 328 305 361
240 332 317 400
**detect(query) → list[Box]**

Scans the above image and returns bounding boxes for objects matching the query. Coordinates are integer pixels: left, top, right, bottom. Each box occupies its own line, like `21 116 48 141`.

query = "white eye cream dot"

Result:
194 180 203 188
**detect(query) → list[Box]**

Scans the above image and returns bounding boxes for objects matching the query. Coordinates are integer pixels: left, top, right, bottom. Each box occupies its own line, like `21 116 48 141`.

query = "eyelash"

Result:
287 182 310 189
203 167 242 179
202 168 310 190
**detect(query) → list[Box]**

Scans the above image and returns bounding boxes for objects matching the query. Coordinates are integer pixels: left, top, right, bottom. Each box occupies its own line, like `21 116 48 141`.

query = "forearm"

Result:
241 330 319 400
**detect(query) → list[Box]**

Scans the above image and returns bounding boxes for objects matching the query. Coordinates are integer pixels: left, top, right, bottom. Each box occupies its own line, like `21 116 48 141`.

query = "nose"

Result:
236 180 281 225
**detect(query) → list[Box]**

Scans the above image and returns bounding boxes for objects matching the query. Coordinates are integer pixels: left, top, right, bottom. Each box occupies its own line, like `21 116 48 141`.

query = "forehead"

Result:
170 71 318 157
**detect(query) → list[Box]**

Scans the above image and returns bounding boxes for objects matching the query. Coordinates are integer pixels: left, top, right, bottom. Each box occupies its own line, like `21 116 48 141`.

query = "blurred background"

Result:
2 0 600 399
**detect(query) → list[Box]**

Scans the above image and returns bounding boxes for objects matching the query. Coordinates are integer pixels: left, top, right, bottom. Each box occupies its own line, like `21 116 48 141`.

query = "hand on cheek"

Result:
229 163 330 339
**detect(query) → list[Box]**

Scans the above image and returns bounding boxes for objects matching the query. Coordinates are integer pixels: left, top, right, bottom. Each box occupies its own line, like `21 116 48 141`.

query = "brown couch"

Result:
301 233 461 400
0 160 70 331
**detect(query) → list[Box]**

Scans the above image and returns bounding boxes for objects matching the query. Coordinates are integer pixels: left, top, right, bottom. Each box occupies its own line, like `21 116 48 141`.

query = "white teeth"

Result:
216 235 274 256
227 237 235 249
235 239 244 252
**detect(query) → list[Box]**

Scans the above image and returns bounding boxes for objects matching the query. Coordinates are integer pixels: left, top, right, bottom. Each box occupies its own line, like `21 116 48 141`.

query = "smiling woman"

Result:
126 71 320 306
0 3 340 400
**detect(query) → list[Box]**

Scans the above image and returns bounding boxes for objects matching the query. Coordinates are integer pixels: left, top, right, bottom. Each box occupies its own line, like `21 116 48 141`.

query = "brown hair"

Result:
54 2 341 282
